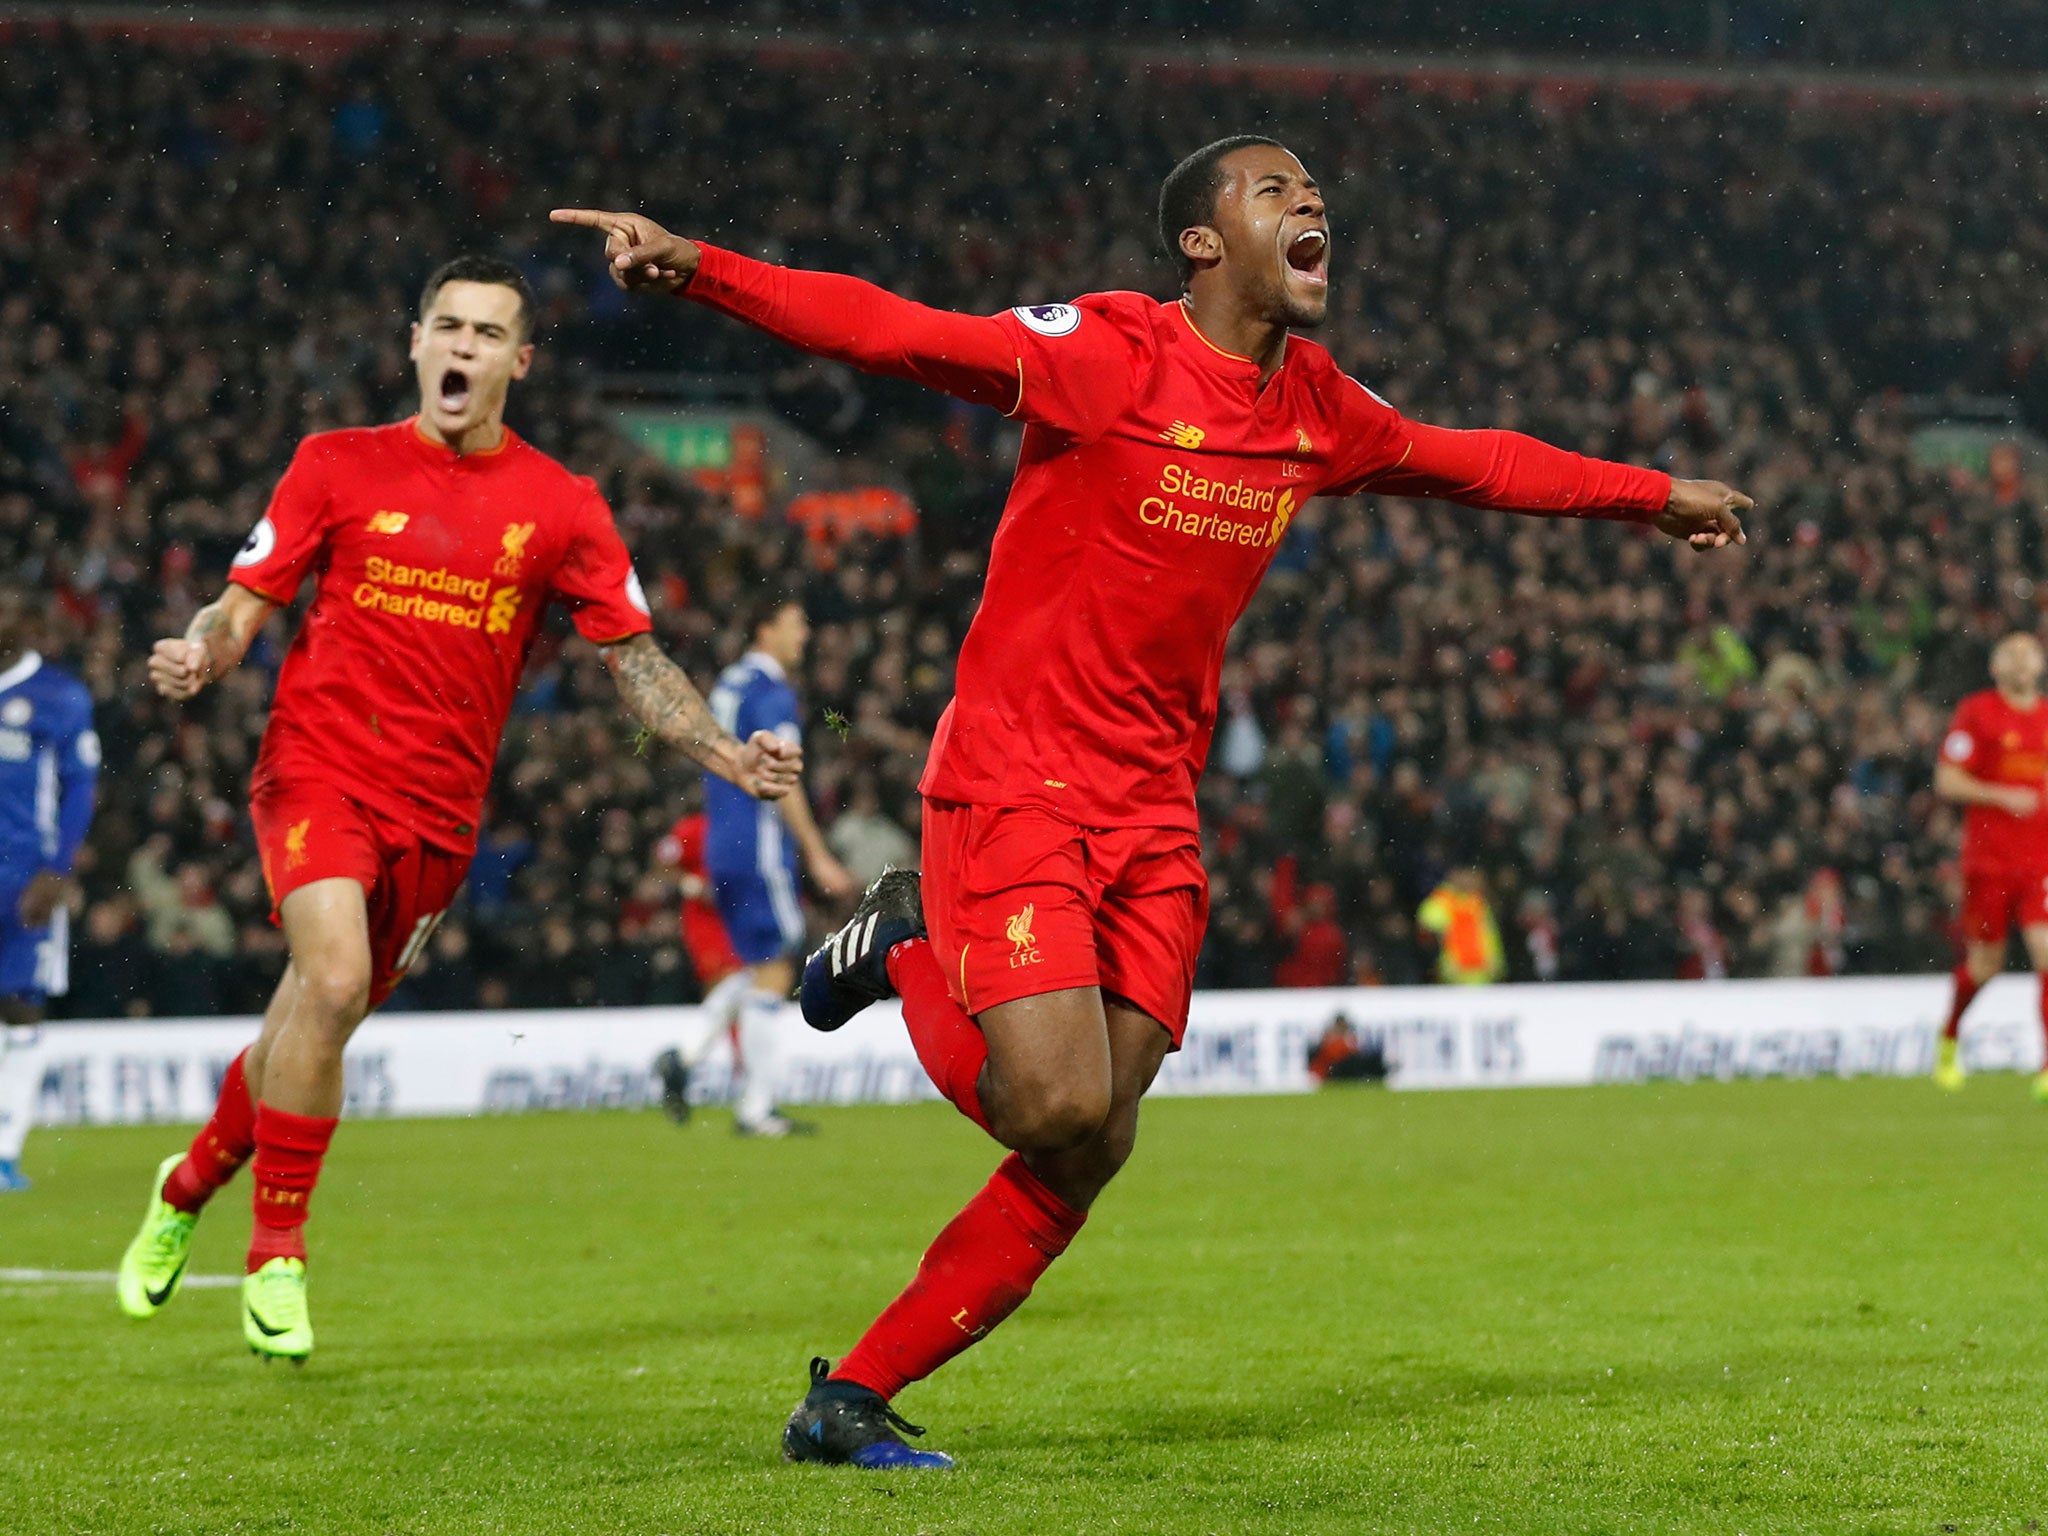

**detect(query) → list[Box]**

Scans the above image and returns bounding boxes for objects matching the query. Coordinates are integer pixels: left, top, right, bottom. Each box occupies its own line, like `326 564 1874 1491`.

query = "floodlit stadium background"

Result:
4 3 2046 1020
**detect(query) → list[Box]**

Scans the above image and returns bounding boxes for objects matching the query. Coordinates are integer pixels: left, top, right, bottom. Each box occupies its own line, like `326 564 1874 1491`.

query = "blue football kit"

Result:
703 651 806 963
0 653 99 1003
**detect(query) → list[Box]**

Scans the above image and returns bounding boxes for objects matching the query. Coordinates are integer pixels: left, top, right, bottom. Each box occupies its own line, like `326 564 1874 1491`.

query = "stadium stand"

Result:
1 17 2039 1010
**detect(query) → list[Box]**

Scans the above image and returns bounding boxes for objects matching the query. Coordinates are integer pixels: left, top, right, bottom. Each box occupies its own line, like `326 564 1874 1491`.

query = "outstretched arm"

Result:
149 584 278 700
1361 419 1749 551
551 208 1033 414
604 634 802 801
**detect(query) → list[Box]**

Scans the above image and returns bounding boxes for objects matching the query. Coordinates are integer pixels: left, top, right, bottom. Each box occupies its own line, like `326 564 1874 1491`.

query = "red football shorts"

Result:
250 780 471 1009
1959 866 2048 946
919 799 1208 1044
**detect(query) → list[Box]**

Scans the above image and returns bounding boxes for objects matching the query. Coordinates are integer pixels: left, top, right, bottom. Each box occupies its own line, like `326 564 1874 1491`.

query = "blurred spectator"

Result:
1417 870 1508 987
825 776 917 887
126 840 235 959
1275 882 1348 988
1306 1012 1388 1084
2 23 2036 1012
63 898 152 1019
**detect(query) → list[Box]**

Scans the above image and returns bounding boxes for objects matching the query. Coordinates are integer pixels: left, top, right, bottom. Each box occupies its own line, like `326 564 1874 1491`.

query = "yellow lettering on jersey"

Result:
1140 466 1296 550
366 511 410 535
363 556 491 605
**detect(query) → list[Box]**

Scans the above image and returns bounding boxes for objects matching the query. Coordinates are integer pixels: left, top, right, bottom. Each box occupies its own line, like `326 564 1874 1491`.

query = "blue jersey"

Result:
704 652 802 878
0 653 98 881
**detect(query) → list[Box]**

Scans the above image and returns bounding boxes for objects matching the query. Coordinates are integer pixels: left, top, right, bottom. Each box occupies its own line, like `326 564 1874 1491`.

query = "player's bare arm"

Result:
148 585 278 700
774 778 858 898
603 634 801 800
550 209 699 294
1935 760 2040 817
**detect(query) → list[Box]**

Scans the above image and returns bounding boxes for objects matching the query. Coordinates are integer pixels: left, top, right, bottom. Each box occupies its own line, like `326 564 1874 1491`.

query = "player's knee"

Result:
296 955 371 1030
1008 1080 1112 1153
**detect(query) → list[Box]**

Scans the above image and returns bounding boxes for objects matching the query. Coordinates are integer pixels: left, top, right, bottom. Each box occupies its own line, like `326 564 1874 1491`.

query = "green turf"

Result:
4 1078 2047 1534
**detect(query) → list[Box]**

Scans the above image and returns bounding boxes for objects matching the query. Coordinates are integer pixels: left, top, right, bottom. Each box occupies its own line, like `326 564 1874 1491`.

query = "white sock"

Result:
679 970 752 1067
734 990 784 1126
0 1028 40 1164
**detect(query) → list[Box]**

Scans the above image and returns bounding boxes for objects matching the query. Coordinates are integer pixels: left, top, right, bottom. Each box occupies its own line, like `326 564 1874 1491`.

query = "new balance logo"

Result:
1159 420 1206 450
366 510 410 534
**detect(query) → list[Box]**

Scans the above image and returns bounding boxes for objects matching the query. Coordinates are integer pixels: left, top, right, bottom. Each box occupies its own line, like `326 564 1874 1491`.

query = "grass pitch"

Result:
3 1078 2047 1534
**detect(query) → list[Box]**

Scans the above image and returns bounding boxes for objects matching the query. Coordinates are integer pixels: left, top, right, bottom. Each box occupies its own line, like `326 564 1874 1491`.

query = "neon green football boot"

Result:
243 1256 313 1362
116 1154 199 1319
1933 1037 1966 1093
2031 1070 2048 1103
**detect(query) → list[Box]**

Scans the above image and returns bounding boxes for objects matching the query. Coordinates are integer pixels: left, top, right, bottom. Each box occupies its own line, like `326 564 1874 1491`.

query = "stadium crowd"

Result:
1 21 2039 1012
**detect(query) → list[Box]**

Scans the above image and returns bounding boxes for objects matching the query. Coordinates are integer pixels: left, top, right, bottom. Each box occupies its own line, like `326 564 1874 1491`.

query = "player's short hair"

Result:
419 255 537 340
1158 134 1287 289
743 590 805 641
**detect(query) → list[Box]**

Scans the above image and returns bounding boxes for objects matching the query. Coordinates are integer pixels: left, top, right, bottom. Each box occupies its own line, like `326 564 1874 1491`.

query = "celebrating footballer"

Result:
115 256 803 1362
556 132 1751 1467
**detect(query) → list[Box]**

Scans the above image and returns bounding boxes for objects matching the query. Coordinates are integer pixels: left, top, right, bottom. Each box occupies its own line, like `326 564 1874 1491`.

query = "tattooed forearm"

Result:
185 586 274 683
604 634 741 777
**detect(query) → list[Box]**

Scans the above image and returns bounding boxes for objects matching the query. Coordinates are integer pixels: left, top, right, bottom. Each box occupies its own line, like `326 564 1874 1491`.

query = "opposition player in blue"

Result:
656 595 854 1136
0 580 101 1191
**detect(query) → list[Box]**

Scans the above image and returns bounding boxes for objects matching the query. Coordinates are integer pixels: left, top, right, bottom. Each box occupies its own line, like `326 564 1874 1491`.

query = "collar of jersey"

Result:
744 648 788 683
0 651 42 694
409 415 515 461
1175 299 1282 375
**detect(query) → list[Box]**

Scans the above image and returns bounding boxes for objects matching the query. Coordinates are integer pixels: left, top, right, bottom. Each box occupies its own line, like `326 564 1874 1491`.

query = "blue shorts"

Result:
0 876 66 1005
709 860 806 966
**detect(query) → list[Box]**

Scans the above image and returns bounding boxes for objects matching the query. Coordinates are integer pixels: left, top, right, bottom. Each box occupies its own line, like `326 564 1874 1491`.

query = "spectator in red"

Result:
1275 882 1347 988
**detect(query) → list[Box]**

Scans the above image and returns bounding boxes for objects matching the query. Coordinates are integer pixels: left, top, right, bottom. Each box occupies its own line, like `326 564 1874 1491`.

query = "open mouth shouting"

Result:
1285 227 1329 288
436 367 473 415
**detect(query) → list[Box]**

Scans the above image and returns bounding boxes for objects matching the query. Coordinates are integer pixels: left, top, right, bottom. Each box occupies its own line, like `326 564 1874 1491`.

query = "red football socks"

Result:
1943 964 1982 1042
890 938 992 1135
163 1050 257 1214
833 1153 1086 1400
2037 973 2048 1059
246 1103 338 1272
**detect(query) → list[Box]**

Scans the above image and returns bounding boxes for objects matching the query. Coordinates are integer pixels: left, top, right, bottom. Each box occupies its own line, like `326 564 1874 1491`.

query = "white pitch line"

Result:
0 1268 240 1289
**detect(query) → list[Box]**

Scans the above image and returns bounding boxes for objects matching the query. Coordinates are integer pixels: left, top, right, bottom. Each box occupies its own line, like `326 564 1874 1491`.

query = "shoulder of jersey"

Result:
1278 333 1368 395
306 423 395 452
1009 290 1157 339
507 434 601 501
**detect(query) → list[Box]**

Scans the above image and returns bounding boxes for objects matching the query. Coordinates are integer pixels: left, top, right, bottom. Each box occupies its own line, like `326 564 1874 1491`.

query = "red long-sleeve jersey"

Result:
686 246 1670 829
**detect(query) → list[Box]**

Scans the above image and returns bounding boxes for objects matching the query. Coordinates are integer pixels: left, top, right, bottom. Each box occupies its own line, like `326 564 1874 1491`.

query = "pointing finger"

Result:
549 208 627 231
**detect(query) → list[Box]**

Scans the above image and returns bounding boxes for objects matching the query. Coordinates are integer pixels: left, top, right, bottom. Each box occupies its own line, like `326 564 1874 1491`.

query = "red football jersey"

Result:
231 419 652 852
1943 688 2048 871
686 249 1669 829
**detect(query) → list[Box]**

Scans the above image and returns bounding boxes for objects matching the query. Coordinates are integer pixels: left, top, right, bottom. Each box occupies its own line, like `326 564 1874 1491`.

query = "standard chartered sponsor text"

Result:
1142 463 1294 548
353 557 520 632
